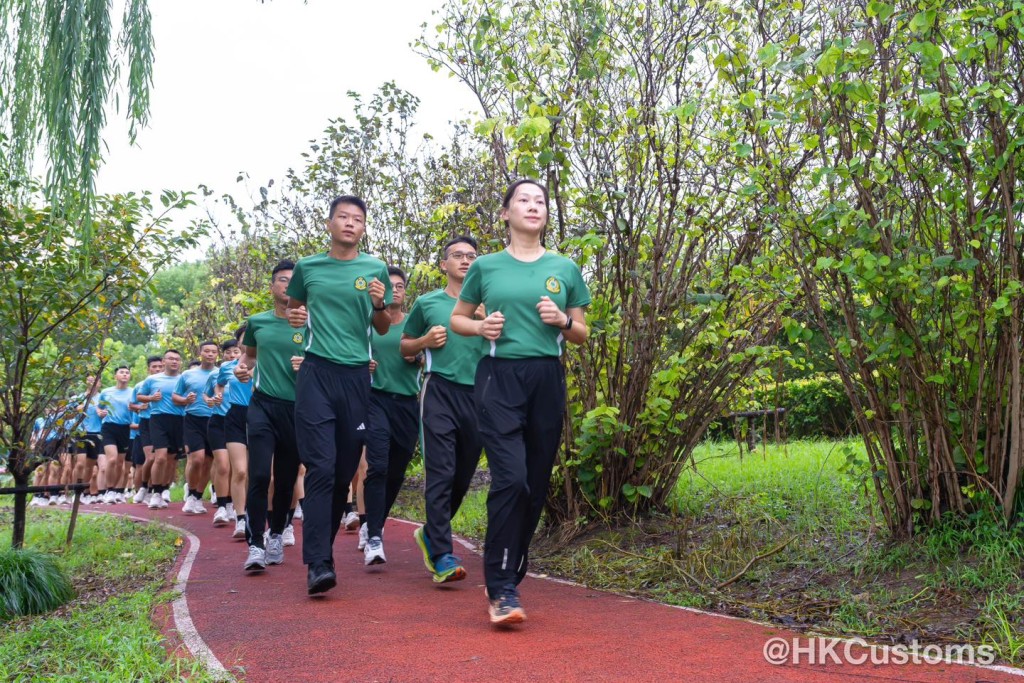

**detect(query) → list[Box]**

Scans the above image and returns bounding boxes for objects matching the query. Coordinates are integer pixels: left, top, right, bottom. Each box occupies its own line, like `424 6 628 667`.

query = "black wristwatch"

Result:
373 303 386 312
563 315 573 330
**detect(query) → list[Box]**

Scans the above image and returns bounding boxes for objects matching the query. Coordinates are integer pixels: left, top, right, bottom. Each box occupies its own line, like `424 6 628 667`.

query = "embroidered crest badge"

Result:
292 333 304 345
545 276 561 294
354 277 368 291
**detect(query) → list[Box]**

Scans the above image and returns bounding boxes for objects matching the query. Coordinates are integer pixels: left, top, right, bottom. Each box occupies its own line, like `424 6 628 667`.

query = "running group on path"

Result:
30 179 590 627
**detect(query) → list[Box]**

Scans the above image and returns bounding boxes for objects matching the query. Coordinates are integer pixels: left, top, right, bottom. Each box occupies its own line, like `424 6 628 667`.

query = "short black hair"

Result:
442 235 478 258
220 339 238 352
188 360 201 368
164 349 181 358
233 323 247 342
272 259 295 278
115 365 130 372
328 195 368 220
198 340 218 351
146 355 163 365
387 265 408 285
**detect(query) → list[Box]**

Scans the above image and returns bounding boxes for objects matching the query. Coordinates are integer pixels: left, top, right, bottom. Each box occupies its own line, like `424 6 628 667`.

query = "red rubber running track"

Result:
104 502 1022 682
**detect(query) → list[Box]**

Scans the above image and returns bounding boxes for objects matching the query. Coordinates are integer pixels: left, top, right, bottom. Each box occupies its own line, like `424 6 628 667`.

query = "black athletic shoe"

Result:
307 562 337 595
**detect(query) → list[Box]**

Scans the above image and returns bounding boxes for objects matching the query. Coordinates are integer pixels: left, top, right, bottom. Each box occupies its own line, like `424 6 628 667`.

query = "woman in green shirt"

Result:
450 179 591 626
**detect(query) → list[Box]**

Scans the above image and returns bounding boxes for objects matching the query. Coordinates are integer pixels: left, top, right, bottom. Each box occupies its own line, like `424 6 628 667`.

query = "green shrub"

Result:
708 374 855 441
0 547 74 619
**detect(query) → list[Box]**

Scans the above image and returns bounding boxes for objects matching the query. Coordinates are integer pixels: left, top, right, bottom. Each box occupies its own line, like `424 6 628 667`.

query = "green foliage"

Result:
752 374 854 439
422 0 794 525
0 547 73 619
0 167 198 547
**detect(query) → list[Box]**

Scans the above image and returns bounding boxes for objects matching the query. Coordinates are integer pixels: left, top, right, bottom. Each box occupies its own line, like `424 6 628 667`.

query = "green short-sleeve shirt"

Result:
404 289 486 386
370 317 420 396
242 310 306 401
460 251 591 359
286 252 393 366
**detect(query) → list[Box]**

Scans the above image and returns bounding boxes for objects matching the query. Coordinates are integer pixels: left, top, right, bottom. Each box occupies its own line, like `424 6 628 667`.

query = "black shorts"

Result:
38 439 64 462
130 436 146 466
138 417 152 448
77 432 102 460
183 414 212 455
225 404 248 446
207 414 227 452
150 413 184 454
101 422 131 453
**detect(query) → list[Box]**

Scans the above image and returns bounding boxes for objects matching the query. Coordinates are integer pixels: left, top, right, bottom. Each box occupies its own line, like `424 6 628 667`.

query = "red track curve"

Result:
101 502 1024 683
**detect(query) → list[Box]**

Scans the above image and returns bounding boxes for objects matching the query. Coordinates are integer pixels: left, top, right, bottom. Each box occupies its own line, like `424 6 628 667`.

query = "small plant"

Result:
0 547 74 619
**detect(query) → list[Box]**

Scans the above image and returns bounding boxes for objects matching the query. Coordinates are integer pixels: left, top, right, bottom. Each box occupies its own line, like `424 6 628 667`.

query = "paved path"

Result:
103 502 1023 682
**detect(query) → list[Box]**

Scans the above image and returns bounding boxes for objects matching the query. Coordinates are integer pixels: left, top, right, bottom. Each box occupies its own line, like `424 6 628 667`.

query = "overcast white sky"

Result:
95 0 480 238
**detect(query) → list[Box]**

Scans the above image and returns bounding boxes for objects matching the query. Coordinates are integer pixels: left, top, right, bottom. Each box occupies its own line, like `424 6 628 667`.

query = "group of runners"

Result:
30 179 590 627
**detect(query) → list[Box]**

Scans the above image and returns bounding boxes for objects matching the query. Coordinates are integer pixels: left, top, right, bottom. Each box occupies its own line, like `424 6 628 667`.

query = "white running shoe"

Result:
357 522 368 551
265 534 285 565
133 487 148 504
282 524 295 547
342 511 360 531
162 488 171 503
225 502 236 519
182 495 195 514
213 506 231 527
293 503 303 521
147 492 161 509
155 493 168 509
233 518 247 539
116 492 127 504
102 490 115 504
192 498 208 514
244 545 266 571
364 536 386 566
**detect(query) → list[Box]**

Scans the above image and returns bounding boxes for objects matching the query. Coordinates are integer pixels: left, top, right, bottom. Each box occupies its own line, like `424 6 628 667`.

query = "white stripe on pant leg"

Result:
502 547 508 571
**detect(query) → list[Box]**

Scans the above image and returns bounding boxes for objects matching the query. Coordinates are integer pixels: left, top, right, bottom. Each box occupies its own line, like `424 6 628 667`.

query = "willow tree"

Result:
0 0 154 235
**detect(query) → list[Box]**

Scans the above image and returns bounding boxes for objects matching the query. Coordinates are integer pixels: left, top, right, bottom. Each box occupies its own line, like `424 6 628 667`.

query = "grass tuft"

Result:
0 547 74 620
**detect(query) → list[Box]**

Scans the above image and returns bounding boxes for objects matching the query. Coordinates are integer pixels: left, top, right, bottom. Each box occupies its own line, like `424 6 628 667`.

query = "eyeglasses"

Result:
447 251 477 261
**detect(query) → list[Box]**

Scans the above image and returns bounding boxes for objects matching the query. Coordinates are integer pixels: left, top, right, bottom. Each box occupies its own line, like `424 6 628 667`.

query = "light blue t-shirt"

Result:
174 367 217 418
99 386 134 425
204 373 229 417
217 359 252 409
132 380 150 418
138 373 185 416
80 394 102 433
129 411 140 439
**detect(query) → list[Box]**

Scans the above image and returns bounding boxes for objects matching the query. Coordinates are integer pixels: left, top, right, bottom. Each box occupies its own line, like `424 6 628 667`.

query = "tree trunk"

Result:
11 468 28 549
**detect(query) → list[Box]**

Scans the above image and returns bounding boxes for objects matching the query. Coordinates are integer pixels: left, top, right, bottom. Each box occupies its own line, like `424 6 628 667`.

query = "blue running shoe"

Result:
413 526 436 575
433 553 466 584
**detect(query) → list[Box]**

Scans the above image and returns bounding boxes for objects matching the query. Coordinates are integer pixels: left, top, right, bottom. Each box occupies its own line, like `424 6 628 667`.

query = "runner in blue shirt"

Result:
136 350 185 509
216 327 253 539
173 341 219 515
98 365 133 504
129 355 164 504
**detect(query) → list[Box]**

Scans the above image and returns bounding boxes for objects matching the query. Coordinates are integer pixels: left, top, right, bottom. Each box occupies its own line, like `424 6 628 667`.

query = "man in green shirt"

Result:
236 259 306 571
286 195 393 595
402 235 487 584
361 265 421 567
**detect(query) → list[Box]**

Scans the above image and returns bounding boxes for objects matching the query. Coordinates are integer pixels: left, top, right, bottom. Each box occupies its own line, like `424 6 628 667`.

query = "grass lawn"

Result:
0 506 227 682
395 439 1024 666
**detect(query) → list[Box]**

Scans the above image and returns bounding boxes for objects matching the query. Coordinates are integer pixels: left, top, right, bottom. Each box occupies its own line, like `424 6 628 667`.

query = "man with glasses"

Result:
361 265 421 567
401 235 487 583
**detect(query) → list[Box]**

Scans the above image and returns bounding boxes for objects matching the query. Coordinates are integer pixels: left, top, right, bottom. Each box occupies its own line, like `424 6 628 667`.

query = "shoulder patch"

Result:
545 276 561 294
354 276 367 291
